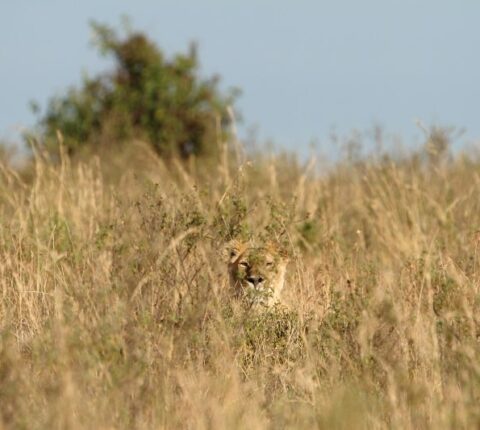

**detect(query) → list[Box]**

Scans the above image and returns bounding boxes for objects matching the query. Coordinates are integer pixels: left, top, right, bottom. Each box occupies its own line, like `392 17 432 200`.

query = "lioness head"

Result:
226 240 288 308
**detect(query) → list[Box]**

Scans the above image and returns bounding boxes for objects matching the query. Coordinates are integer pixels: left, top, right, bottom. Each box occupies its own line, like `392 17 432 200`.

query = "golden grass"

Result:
1 139 480 429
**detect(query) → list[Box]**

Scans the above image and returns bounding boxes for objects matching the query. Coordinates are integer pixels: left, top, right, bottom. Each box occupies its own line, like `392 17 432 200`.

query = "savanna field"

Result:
1 131 480 429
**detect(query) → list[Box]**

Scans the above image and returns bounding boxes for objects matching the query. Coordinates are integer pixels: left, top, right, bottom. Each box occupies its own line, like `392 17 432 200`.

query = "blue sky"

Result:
1 1 479 154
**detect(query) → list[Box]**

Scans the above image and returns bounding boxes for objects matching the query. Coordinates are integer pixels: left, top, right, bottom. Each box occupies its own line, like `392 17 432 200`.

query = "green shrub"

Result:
34 21 238 159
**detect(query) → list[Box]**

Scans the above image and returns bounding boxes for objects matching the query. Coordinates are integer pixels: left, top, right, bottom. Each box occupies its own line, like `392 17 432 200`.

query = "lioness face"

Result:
227 241 287 307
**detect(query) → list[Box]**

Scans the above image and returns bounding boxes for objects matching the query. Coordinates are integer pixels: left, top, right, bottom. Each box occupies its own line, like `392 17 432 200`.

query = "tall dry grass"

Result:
1 136 480 429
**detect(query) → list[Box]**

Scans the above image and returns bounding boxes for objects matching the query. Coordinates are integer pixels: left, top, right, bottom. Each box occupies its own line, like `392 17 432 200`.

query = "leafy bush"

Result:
35 21 238 158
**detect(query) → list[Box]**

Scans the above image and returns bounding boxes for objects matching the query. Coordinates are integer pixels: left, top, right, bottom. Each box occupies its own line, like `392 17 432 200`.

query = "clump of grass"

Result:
1 130 480 429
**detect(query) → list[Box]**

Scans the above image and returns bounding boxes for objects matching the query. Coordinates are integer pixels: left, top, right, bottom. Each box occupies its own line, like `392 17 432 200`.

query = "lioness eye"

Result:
266 261 274 268
240 261 249 268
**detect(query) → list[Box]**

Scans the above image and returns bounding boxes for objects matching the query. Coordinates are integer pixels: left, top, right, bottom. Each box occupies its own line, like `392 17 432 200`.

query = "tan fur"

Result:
226 240 288 308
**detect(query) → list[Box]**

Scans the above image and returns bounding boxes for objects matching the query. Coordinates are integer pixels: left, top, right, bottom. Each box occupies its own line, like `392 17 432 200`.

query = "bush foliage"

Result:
36 22 237 158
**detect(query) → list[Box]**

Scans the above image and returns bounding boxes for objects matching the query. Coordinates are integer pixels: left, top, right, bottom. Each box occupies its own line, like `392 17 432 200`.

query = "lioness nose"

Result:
247 276 264 286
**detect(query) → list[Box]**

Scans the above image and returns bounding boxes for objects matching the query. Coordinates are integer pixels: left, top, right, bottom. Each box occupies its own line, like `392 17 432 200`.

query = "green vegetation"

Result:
33 21 237 158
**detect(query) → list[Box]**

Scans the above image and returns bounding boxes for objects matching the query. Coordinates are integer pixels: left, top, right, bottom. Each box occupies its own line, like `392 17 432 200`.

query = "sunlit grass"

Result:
1 134 480 429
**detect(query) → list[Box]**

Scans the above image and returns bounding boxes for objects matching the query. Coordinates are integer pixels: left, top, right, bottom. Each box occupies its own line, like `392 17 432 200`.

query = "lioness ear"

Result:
224 240 240 261
266 241 289 261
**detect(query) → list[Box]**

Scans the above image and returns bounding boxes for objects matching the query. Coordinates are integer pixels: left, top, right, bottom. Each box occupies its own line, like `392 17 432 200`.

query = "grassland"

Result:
1 134 480 429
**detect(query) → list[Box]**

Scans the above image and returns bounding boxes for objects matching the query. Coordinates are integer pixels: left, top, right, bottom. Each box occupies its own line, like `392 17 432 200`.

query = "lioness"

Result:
226 240 288 308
